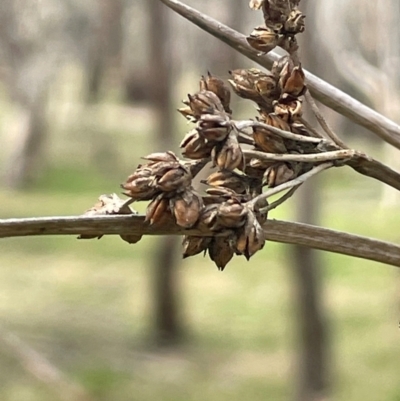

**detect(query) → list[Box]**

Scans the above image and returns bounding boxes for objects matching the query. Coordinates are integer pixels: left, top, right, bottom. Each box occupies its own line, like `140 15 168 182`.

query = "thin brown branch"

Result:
243 149 354 163
250 162 333 208
1 215 400 268
299 117 325 139
262 185 300 212
0 328 93 401
305 91 349 149
158 0 400 149
236 120 327 144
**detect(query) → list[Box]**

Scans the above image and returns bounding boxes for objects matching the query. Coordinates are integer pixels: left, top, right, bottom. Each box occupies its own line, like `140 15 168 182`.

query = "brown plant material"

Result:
213 132 244 171
200 71 232 114
234 210 266 260
171 190 203 228
182 235 211 258
208 237 235 270
246 26 281 54
264 163 297 187
79 194 142 244
253 124 287 153
146 194 171 225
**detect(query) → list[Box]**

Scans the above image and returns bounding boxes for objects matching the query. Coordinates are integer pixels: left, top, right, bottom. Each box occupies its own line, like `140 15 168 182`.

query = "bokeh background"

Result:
0 1 399 400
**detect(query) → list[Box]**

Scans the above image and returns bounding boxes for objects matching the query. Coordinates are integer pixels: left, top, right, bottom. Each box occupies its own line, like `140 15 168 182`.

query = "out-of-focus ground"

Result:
0 64 400 400
0 0 400 401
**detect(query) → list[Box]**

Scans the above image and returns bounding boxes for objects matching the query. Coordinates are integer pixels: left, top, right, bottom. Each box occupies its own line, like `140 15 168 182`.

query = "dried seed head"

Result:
142 151 179 163
197 203 221 231
177 105 196 121
249 0 264 10
279 62 306 98
182 235 211 258
197 116 230 142
234 210 266 260
180 130 214 159
120 234 143 245
208 237 235 270
255 74 279 102
204 170 249 194
284 9 305 34
228 69 264 102
79 194 138 240
246 26 281 53
157 165 192 192
200 72 232 114
273 99 303 122
252 125 287 153
145 194 171 225
264 163 296 187
214 132 244 171
171 189 204 228
121 174 157 200
188 90 225 118
217 199 247 228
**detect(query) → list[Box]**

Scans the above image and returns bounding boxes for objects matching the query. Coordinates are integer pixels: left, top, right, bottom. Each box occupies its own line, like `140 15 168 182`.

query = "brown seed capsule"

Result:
157 166 192 192
121 176 157 200
252 125 287 153
177 106 196 121
208 237 235 270
182 235 211 258
197 203 221 231
217 199 247 228
214 132 244 171
228 69 263 102
284 9 305 34
197 118 230 142
180 130 214 160
279 61 306 98
234 211 265 260
204 170 248 194
273 99 303 122
188 90 225 117
200 72 232 114
171 190 203 228
255 74 279 102
142 151 179 163
146 194 171 225
120 234 143 245
246 26 280 53
264 163 296 187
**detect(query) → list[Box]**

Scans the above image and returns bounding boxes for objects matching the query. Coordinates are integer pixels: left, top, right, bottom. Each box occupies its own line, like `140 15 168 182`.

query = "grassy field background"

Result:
0 79 400 400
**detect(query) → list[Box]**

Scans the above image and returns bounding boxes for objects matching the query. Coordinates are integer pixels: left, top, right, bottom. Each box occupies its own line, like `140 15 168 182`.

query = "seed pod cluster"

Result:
179 73 245 171
79 3 327 271
247 0 305 55
121 151 203 229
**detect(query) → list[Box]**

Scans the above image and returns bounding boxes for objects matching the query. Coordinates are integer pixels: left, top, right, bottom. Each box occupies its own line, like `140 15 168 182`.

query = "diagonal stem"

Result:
158 0 400 149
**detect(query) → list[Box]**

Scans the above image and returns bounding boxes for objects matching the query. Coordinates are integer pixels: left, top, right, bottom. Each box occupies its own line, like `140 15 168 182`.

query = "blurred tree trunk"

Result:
290 2 330 400
86 0 124 103
4 94 48 189
0 1 49 189
147 0 184 347
291 181 329 401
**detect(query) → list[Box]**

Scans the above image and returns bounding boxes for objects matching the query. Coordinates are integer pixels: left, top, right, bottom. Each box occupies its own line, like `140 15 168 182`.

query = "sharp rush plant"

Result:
2 0 400 270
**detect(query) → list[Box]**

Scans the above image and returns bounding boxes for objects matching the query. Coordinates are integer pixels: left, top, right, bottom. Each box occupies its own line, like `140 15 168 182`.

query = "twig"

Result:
250 163 333 208
235 120 327 145
158 0 400 149
243 149 354 163
262 185 301 212
299 117 325 139
0 328 93 401
1 214 400 268
305 91 349 149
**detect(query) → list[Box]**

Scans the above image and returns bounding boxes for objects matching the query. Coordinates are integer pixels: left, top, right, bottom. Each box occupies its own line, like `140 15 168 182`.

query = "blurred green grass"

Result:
0 80 400 400
1 161 399 401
